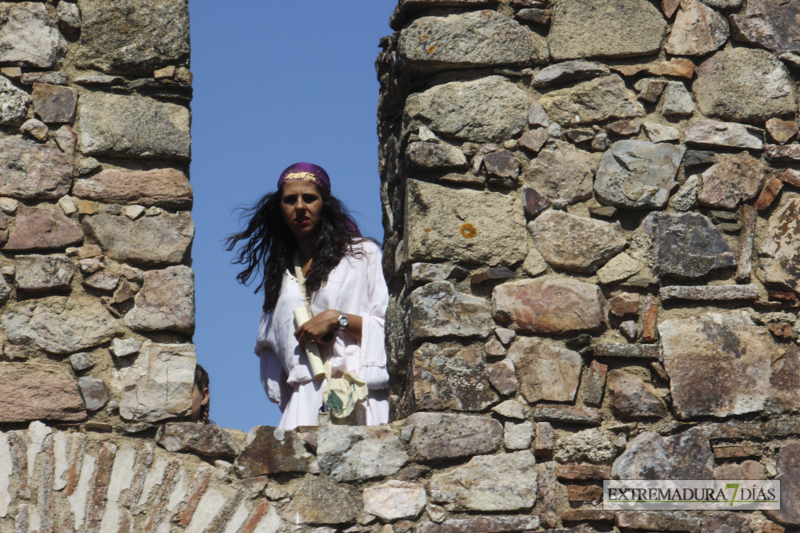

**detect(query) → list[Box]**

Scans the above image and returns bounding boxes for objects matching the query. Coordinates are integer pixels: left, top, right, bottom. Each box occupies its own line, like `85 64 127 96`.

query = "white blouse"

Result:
255 240 390 420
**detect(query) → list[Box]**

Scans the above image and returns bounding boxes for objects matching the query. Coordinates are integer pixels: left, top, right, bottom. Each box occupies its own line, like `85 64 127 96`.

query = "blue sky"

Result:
189 1 398 430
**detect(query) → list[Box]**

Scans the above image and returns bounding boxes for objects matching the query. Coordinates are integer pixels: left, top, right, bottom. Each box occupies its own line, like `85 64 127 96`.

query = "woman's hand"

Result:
294 309 340 346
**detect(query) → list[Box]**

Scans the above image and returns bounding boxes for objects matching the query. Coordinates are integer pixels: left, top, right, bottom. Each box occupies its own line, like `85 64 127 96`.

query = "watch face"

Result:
338 314 348 330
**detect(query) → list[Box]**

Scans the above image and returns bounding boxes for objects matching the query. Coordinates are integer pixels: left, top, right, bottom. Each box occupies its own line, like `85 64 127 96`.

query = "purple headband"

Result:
277 162 361 236
277 162 331 193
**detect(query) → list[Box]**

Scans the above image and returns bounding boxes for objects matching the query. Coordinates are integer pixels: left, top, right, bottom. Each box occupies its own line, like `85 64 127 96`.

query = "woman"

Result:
227 163 389 430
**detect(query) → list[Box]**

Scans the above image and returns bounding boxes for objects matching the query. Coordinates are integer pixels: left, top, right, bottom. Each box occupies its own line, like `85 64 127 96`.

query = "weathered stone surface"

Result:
518 129 548 153
613 58 697 78
527 101 549 127
69 352 95 372
5 206 83 251
0 3 63 68
529 211 625 273
504 421 532 450
534 422 553 457
407 263 466 287
522 140 594 205
520 187 551 219
82 213 194 267
766 144 800 163
409 281 493 340
429 451 536 511
53 125 77 156
483 150 519 179
666 0 728 56
532 61 609 88
77 93 191 159
516 7 550 24
698 152 765 209
533 405 601 425
597 253 643 285
492 399 526 419
406 141 468 170
399 11 547 70
405 180 526 266
554 429 616 464
685 119 764 149
731 0 800 55
318 425 408 482
607 120 641 136
539 75 644 126
31 84 77 124
617 511 703 532
155 422 240 458
755 177 783 212
124 266 195 333
584 360 608 407
405 412 502 461
2 296 120 354
761 199 800 292
660 312 779 418
283 475 362 525
608 292 639 317
643 122 680 142
594 140 685 209
405 77 529 142
608 370 667 419
363 481 426 521
76 0 189 75
612 427 715 479
659 284 761 301
0 363 86 422
417 516 539 533
110 338 141 358
20 118 47 141
661 81 695 116
72 169 193 209
82 270 120 291
736 205 757 283
765 442 800 526
594 343 659 359
548 0 667 60
766 118 798 144
77 376 107 411
493 276 607 334
635 78 667 104
414 343 498 411
508 337 582 403
235 426 309 477
14 254 73 291
489 359 517 397
694 48 795 124
641 211 736 278
0 76 29 125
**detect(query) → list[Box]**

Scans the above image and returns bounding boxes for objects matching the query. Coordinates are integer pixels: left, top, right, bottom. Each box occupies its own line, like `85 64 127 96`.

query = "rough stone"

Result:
539 75 644 126
529 210 625 273
520 186 551 218
594 140 685 209
53 126 77 155
660 312 779 418
20 119 47 141
124 266 195 333
416 516 539 533
613 58 697 78
562 509 615 523
532 61 609 88
518 130 548 153
155 423 240 458
666 0 728 56
522 140 594 204
548 0 667 60
409 281 493 340
607 120 641 136
234 426 309 477
110 338 141 358
0 76 29 125
118 342 195 423
532 405 601 425
640 211 736 278
1 296 120 354
82 212 194 267
568 485 603 503
527 101 549 127
554 429 616 464
504 421 532 450
406 142 468 170
405 412 502 461
318 426 408 482
698 152 765 209
754 176 783 211
398 11 547 70
765 442 800 526
685 119 764 149
694 48 795 124
516 8 550 25
0 3 63 68
508 337 582 403
483 151 519 179
407 263 466 287
404 76 529 142
76 0 189 75
0 363 86 422
608 370 667 419
363 481 426 522
81 270 120 291
598 253 643 285
283 475 362 525
57 1 80 31
766 118 798 144
429 451 537 511
14 254 73 291
491 399 526 420
405 180 526 266
413 343 498 411
5 206 83 252
635 78 667 103
77 93 191 159
643 122 680 142
612 427 715 479
659 284 761 301
583 360 608 407
761 199 800 292
608 293 639 317
31 84 77 124
72 169 193 209
594 343 659 358
617 511 703 532
685 150 718 169
766 144 800 162
731 0 800 55
488 359 517 396
534 422 553 456
661 81 695 116
69 353 95 372
77 376 108 411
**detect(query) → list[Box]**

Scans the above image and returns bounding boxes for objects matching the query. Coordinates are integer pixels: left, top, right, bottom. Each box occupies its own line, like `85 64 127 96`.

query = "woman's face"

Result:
280 181 323 240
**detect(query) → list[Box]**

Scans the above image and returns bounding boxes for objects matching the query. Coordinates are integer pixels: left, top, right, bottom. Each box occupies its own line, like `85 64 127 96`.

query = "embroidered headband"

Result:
277 162 331 193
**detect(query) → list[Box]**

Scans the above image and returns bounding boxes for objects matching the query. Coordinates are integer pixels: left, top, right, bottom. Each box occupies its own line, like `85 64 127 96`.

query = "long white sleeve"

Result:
359 243 390 390
258 345 290 411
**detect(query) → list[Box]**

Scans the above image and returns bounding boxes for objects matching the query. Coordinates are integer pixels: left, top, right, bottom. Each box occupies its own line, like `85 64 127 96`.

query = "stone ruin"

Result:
1 0 800 532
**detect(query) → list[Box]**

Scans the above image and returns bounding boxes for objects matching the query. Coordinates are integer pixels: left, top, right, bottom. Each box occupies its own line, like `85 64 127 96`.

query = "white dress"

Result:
255 240 390 430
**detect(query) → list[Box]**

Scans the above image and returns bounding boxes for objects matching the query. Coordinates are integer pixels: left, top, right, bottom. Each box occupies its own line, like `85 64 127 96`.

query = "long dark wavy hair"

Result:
226 184 364 312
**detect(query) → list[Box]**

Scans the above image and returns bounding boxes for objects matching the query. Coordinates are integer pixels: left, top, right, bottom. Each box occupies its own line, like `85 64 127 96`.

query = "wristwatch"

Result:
337 312 348 331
